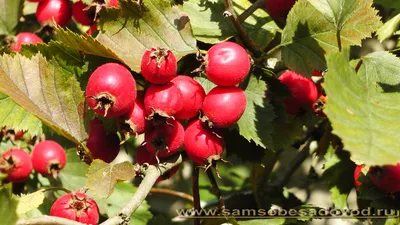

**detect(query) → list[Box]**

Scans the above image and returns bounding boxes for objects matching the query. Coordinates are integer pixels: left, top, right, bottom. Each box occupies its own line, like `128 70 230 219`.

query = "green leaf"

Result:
56 27 125 66
58 149 89 191
374 0 400 9
194 76 216 94
0 92 42 136
377 13 400 42
105 183 153 225
21 41 85 73
0 0 23 35
236 75 274 149
0 184 18 225
16 190 45 215
181 0 279 48
324 50 400 166
281 0 382 77
86 160 137 198
97 0 197 72
0 53 87 143
238 219 285 225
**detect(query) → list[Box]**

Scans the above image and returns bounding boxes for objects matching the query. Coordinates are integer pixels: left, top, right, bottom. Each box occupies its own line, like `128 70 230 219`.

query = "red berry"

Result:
354 165 365 189
27 0 44 2
0 149 32 183
50 192 99 225
278 70 318 114
171 75 206 120
184 119 224 166
31 140 67 177
117 97 147 140
86 118 120 163
36 0 72 27
135 145 179 182
106 0 119 7
205 42 251 86
10 32 43 52
312 70 323 77
86 24 98 36
264 0 296 20
144 119 184 158
144 83 183 118
369 163 400 193
202 86 246 128
72 1 95 26
86 63 137 118
140 47 177 84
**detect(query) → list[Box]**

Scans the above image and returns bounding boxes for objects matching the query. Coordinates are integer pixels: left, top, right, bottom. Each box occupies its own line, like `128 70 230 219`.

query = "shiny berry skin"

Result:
171 76 206 119
72 1 95 26
144 83 183 118
50 192 100 225
278 70 318 114
369 163 400 193
1 149 32 183
86 63 137 118
145 119 184 158
86 118 120 163
264 0 296 20
354 165 365 189
31 140 67 177
10 32 43 52
312 70 323 77
135 145 179 182
184 119 224 166
36 0 72 27
140 47 177 84
117 97 147 140
107 0 119 7
205 42 251 86
202 86 246 128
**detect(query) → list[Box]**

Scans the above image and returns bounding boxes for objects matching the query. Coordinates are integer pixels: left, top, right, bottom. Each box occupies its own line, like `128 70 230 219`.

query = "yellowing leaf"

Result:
16 190 45 215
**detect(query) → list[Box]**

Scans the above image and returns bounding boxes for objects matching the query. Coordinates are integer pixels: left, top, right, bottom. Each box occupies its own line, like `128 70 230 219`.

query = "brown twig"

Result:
206 169 225 211
149 187 194 203
192 166 201 225
223 0 262 57
101 154 184 225
238 0 268 23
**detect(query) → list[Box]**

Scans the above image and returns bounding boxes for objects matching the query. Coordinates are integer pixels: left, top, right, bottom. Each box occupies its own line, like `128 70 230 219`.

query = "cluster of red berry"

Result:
9 0 120 52
84 41 251 178
0 140 66 183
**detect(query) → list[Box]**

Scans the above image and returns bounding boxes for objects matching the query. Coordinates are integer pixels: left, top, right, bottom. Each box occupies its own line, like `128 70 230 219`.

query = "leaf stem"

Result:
192 166 201 225
206 169 225 211
149 187 194 203
224 0 262 57
238 0 269 23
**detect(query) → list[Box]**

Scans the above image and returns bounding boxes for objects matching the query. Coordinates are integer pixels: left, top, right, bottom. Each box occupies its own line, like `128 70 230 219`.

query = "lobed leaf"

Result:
281 0 382 77
97 0 197 72
0 92 42 136
324 50 400 165
86 160 137 198
236 75 275 149
0 53 87 143
16 190 45 215
181 0 279 48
